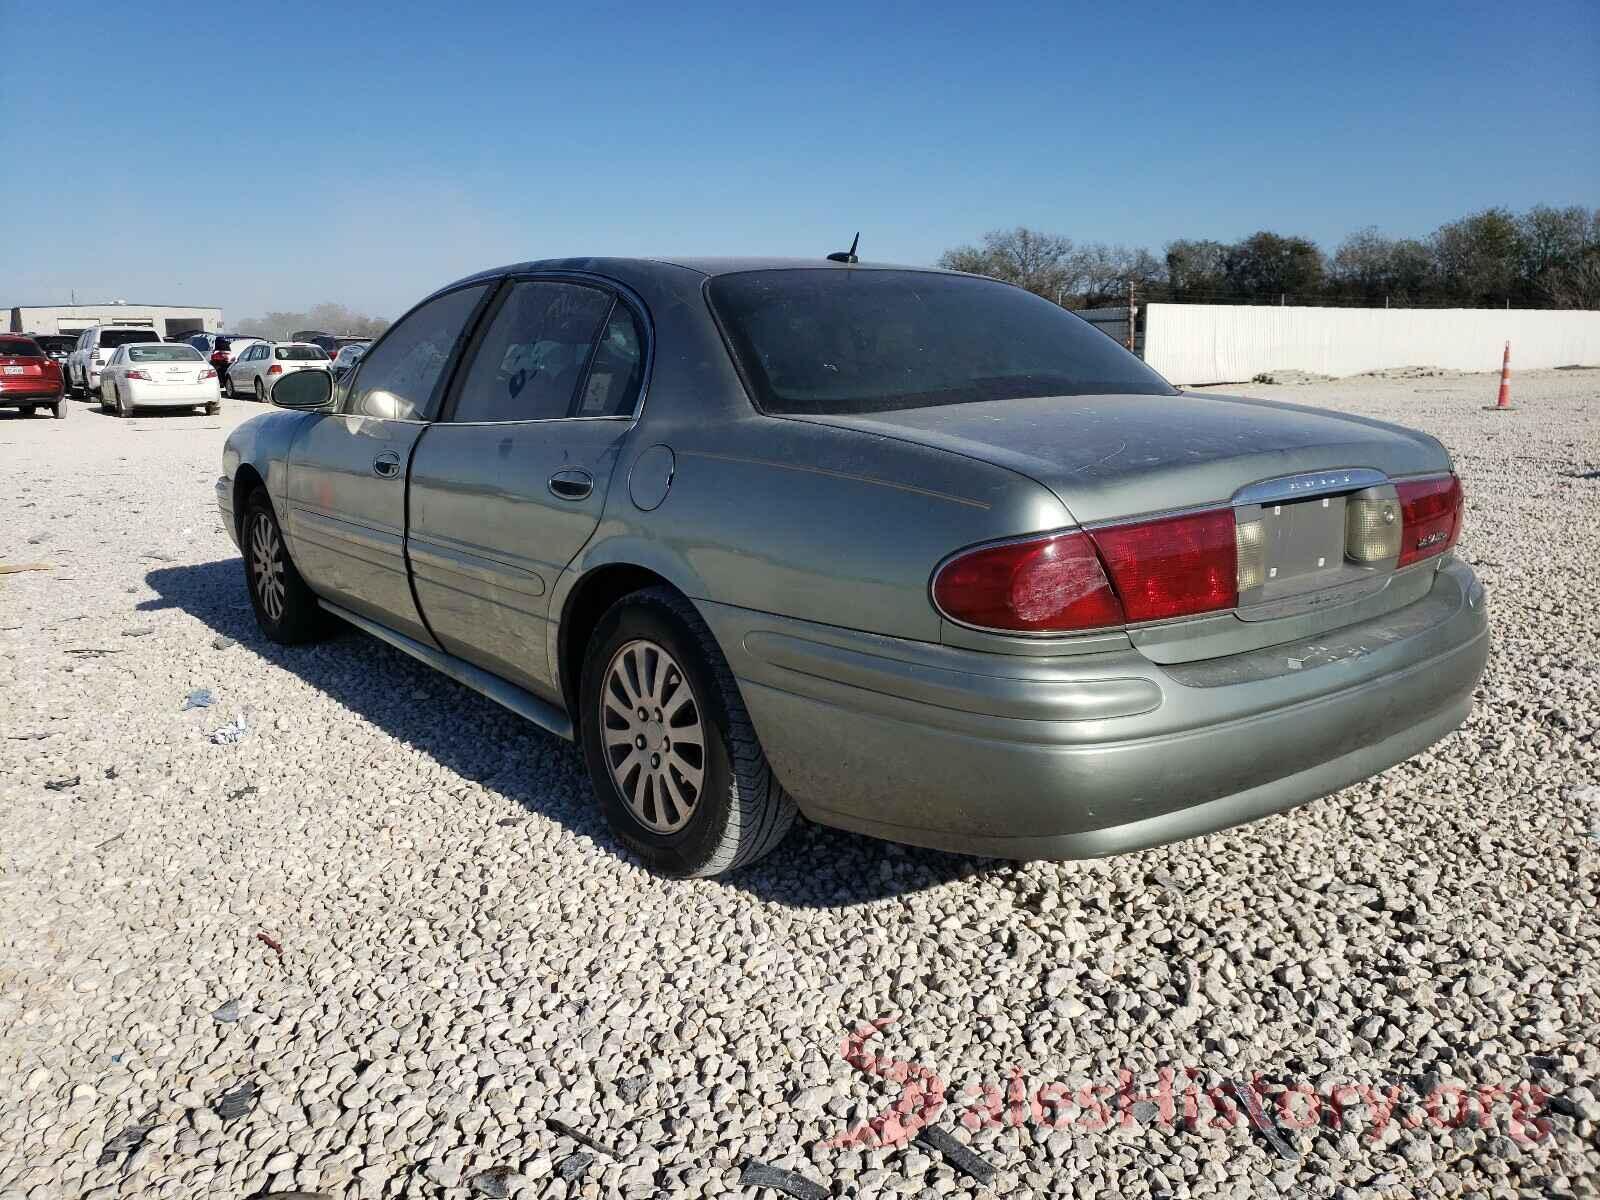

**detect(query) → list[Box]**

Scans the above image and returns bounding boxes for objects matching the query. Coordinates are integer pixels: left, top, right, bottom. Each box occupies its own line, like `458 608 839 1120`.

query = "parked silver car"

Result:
224 341 331 402
217 257 1488 877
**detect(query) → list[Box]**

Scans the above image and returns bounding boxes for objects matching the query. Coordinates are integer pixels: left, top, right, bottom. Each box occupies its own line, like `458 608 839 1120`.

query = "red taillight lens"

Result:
267 364 282 375
933 531 1125 633
201 367 217 380
125 369 151 381
1396 474 1463 567
1089 509 1238 623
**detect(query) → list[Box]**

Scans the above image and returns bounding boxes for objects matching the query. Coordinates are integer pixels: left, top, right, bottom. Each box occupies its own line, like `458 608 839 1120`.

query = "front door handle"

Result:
548 469 594 501
373 451 401 478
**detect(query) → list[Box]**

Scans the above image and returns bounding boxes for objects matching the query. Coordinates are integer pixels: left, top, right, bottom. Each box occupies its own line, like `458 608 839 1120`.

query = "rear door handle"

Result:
373 451 401 478
548 469 593 501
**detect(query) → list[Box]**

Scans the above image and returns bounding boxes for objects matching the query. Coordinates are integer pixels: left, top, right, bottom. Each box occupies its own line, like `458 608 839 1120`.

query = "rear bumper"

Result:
702 558 1488 859
126 381 219 408
0 384 60 404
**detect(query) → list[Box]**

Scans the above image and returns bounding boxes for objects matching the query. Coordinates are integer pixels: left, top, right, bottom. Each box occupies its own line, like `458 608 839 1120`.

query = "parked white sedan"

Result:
99 343 221 417
225 341 331 402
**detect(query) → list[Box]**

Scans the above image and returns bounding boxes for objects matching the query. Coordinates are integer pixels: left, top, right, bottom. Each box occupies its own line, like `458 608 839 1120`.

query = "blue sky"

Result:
2 0 1594 323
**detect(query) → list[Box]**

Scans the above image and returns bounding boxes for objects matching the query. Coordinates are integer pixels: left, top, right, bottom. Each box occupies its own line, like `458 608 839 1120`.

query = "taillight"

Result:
201 367 217 380
267 364 282 375
1396 474 1463 567
1089 509 1238 623
125 369 151 381
933 531 1124 633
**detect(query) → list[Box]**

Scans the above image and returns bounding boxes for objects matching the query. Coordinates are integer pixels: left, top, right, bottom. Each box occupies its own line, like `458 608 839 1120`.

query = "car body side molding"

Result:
318 599 574 741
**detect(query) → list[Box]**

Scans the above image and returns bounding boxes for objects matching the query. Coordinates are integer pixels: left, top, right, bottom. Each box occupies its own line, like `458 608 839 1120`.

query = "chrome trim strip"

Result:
1231 468 1389 506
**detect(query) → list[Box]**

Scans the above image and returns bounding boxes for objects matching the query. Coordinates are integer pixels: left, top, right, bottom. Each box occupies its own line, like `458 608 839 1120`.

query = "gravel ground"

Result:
1 371 1597 1200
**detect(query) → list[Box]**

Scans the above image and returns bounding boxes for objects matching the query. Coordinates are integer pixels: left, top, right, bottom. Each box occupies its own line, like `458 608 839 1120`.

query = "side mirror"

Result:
272 369 334 411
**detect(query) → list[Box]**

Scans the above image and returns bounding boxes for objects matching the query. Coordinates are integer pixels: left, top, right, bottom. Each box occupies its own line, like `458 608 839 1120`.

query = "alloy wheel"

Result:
250 512 287 622
600 639 705 833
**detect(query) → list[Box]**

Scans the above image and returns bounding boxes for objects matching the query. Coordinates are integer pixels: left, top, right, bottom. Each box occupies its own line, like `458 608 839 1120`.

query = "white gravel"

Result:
1 372 1597 1200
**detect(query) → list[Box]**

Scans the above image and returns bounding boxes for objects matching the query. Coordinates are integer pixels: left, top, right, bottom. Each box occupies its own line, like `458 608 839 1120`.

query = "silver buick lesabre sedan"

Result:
217 256 1488 877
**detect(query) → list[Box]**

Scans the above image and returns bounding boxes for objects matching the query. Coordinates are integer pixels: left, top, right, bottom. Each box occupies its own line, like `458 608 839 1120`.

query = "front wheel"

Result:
579 587 797 877
241 489 327 644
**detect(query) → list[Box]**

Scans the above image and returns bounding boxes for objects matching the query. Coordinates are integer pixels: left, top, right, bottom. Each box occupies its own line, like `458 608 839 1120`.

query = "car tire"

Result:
115 386 131 418
100 386 114 413
205 402 221 415
241 487 327 644
254 378 265 404
222 375 234 399
579 586 798 877
51 400 66 419
22 405 37 416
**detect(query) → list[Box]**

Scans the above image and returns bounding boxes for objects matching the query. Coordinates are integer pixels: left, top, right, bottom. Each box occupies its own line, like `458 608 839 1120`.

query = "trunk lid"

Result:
794 391 1449 524
795 392 1456 662
0 356 45 377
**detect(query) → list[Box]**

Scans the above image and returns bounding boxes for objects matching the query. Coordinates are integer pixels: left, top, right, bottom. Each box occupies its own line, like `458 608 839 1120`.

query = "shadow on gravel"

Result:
144 558 994 907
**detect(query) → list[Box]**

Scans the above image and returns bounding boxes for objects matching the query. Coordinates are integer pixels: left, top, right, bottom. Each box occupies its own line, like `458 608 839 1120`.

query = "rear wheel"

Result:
51 400 65 419
205 401 221 415
579 587 797 877
242 488 327 643
253 378 265 404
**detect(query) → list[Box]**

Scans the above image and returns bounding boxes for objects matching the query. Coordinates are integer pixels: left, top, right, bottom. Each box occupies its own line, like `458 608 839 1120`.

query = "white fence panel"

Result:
1142 304 1600 385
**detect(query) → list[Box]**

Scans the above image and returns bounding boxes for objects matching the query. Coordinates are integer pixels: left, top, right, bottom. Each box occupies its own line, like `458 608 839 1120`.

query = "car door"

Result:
407 278 646 698
284 282 492 644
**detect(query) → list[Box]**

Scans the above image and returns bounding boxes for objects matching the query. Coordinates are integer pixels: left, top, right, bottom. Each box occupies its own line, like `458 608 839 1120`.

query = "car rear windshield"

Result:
707 269 1176 415
100 329 161 349
128 345 203 362
0 338 44 357
276 346 328 360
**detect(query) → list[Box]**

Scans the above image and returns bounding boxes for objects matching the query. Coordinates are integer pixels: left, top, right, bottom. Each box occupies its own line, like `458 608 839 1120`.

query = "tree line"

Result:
233 302 391 341
937 205 1600 310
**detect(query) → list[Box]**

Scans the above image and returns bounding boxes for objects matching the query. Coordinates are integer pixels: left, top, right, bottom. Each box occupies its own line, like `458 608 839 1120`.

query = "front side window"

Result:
451 281 612 423
345 284 488 420
708 269 1176 416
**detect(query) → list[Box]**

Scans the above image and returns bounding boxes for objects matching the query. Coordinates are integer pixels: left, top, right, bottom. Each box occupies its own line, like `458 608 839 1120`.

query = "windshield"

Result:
128 345 203 362
276 346 328 361
0 338 43 357
708 269 1175 415
101 329 161 349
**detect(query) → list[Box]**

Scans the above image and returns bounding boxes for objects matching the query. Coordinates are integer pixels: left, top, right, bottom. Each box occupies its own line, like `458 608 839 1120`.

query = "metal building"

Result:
8 303 223 338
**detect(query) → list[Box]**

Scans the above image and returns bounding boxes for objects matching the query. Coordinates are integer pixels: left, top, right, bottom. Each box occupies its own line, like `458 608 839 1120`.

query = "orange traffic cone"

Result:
1484 341 1514 411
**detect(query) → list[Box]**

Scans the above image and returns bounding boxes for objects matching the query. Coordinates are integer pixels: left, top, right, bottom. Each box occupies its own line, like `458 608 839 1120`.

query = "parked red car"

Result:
0 335 66 419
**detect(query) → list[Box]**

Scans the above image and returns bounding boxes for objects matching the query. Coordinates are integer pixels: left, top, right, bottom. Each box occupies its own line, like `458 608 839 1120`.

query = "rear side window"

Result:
451 281 612 422
100 329 162 349
0 338 43 357
708 269 1175 415
576 304 645 416
129 345 203 362
345 284 489 420
276 346 327 360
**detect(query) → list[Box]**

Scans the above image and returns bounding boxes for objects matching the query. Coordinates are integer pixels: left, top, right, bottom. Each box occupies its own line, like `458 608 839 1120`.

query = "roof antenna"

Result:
827 232 860 264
